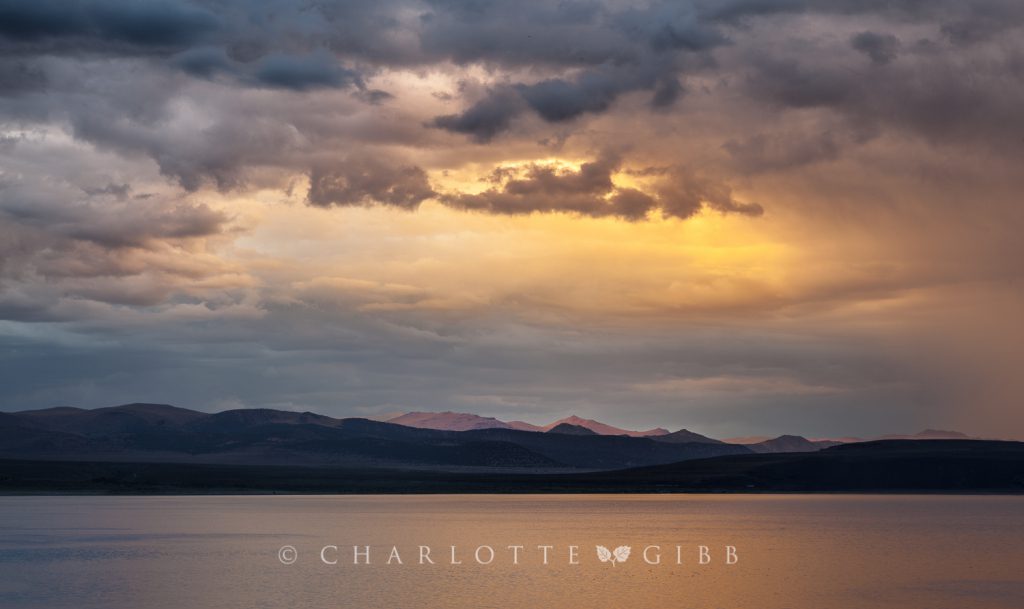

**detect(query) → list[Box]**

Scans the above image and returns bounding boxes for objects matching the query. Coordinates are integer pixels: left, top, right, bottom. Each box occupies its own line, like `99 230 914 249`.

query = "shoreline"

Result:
2 451 1023 496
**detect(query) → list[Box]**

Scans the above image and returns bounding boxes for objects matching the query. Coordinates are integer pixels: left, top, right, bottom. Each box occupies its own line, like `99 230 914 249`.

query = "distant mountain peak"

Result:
739 434 845 454
543 415 668 437
388 411 514 432
385 410 670 437
651 428 723 445
546 423 598 435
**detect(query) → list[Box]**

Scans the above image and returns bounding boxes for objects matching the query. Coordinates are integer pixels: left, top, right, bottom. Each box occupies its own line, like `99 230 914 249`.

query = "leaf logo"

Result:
596 545 631 566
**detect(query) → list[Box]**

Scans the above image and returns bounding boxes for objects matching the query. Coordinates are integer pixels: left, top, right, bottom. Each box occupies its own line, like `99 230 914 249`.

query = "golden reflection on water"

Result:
0 494 1022 609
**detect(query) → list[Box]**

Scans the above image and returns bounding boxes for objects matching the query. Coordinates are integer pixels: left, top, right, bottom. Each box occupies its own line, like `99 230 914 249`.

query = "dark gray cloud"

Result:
656 168 763 218
650 77 684 108
431 86 527 143
423 0 1024 141
0 1 365 93
699 0 1024 26
616 3 728 52
0 0 220 46
0 60 47 96
441 154 649 218
432 62 685 141
744 37 1024 153
307 156 436 209
517 63 671 122
427 0 733 141
3 0 1021 175
172 46 362 91
440 154 759 220
746 56 856 109
418 0 633 67
850 31 901 66
249 50 361 91
1 0 1020 210
171 45 234 77
941 17 1005 46
724 130 843 173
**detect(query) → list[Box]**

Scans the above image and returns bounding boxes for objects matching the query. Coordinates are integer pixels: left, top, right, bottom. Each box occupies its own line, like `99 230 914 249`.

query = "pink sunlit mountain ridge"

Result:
388 411 670 437
0 404 997 476
389 411 985 453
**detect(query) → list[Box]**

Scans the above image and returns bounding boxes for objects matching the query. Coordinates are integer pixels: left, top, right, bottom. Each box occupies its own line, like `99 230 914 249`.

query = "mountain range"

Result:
387 411 670 437
0 404 983 474
1 404 1018 494
383 410 936 451
0 403 748 472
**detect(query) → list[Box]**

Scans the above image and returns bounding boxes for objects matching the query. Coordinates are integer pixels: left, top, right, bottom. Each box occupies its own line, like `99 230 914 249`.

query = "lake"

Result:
0 495 1022 608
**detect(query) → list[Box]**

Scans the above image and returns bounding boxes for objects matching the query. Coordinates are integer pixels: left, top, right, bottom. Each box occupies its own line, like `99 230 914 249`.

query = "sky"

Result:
1 0 1022 439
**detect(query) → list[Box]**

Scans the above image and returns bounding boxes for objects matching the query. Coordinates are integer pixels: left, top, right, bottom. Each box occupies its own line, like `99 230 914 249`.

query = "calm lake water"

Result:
0 494 1022 609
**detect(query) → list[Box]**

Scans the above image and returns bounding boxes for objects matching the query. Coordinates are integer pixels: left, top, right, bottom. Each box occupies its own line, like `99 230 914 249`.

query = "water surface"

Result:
0 495 1021 608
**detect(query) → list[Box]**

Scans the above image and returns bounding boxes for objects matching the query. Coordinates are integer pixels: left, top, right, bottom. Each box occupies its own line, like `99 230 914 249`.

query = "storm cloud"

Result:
308 156 435 209
441 154 656 219
0 0 221 47
440 154 759 220
1 0 1023 439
